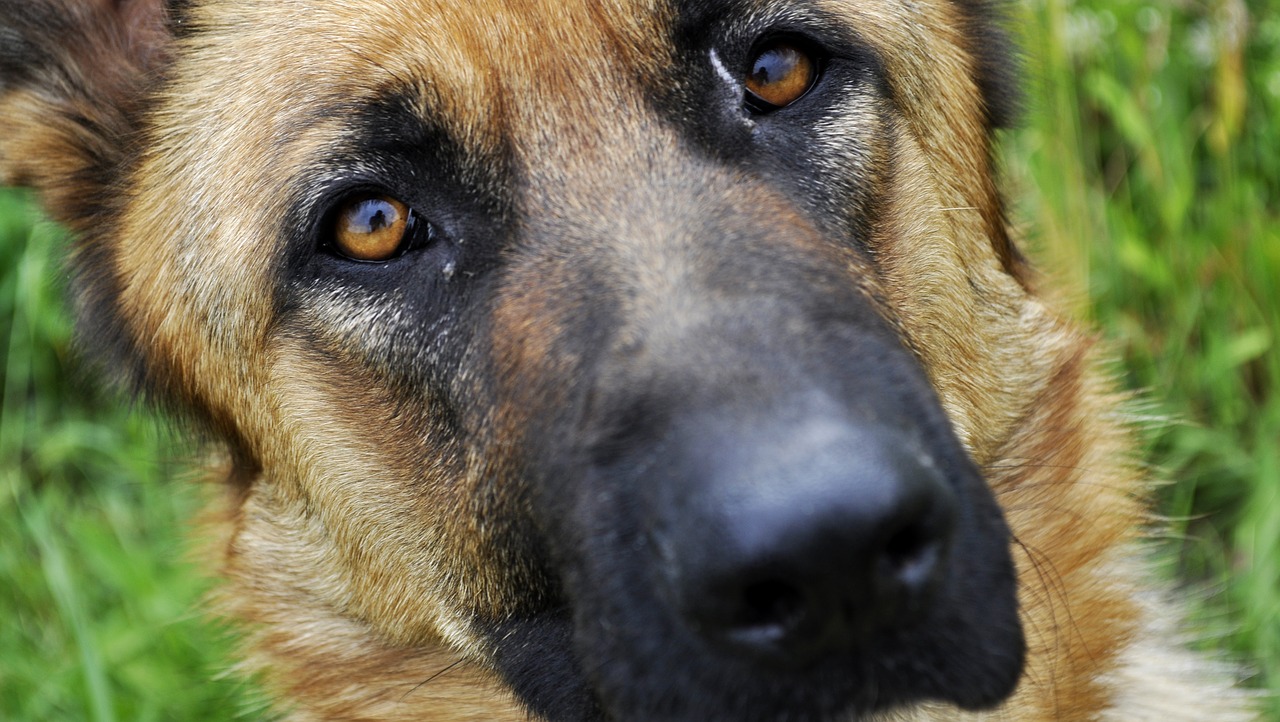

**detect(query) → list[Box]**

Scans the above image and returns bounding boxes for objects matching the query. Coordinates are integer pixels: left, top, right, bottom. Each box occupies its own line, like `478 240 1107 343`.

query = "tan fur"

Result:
0 0 1255 719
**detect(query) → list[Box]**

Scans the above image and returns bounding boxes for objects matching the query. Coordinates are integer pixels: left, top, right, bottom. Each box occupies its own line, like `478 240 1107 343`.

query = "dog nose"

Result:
657 415 958 668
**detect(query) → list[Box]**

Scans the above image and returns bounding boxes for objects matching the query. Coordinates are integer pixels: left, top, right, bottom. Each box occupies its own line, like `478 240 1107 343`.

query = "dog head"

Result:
1 1 1047 719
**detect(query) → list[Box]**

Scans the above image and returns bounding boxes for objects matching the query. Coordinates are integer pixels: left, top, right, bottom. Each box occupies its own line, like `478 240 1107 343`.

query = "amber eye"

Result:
744 40 818 112
332 194 414 262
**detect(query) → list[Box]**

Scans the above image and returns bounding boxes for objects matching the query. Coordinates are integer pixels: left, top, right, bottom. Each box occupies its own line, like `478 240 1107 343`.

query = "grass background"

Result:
1 0 1277 717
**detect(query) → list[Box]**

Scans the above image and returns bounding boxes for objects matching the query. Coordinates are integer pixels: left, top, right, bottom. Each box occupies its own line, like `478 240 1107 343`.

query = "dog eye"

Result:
744 39 819 113
330 194 424 262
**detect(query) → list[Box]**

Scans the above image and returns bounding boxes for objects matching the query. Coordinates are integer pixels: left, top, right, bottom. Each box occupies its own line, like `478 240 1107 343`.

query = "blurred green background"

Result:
1 0 1277 718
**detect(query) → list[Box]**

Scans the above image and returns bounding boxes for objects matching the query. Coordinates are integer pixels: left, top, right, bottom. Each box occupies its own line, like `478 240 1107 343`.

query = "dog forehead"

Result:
174 0 673 149
164 0 995 179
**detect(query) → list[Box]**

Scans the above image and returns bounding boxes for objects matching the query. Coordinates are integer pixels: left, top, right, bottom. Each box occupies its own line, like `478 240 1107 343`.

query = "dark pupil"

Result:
751 48 796 87
354 200 394 233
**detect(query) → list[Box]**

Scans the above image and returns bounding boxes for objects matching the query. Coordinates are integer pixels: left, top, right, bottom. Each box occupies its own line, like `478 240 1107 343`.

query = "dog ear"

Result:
951 0 1022 129
1 1 178 401
0 0 175 233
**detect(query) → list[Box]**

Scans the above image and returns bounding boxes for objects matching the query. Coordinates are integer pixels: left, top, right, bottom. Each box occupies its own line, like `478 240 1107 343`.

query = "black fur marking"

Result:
0 30 50 92
0 3 77 92
273 86 516 404
276 88 512 286
951 0 1023 129
485 615 606 722
164 0 199 37
653 1 895 260
949 0 1029 282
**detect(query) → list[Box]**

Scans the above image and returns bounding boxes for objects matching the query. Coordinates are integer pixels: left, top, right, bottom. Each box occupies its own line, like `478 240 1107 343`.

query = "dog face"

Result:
6 1 1161 720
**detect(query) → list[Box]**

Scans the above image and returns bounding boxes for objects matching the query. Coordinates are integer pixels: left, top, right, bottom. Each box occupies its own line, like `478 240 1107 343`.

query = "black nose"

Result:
654 413 958 668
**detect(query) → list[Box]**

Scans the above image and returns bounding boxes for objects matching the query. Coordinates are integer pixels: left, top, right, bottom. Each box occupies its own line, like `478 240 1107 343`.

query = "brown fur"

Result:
0 0 1255 719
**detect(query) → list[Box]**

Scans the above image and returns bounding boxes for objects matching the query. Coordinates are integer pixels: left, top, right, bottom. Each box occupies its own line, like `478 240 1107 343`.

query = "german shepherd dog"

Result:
0 0 1256 719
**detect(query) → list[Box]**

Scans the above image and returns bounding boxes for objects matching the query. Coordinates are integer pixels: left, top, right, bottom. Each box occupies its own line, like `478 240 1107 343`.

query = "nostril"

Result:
691 576 823 662
881 521 943 590
729 579 807 641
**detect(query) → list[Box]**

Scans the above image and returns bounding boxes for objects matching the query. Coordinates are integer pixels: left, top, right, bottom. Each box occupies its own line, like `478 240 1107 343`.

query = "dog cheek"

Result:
864 127 1059 467
244 338 498 650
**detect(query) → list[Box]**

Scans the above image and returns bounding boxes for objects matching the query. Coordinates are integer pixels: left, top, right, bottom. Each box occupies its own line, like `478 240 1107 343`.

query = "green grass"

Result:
1006 0 1279 709
1 0 1277 718
0 192 267 718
